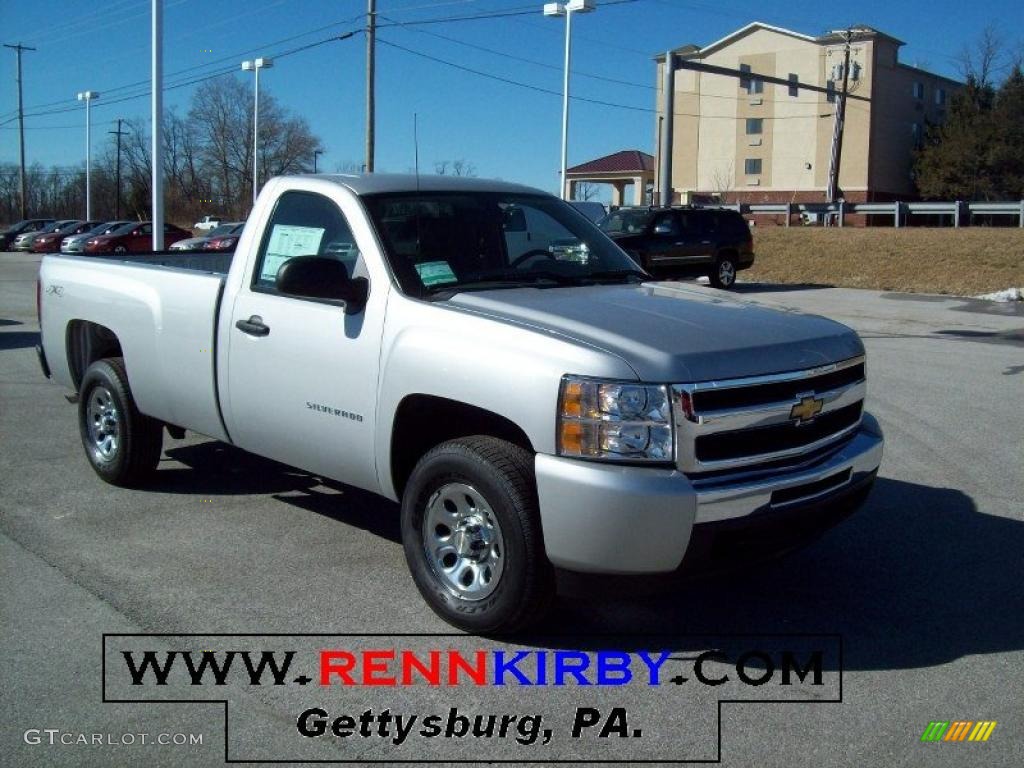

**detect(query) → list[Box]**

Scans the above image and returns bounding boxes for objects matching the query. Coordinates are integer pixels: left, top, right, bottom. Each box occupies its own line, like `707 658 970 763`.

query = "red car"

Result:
30 220 101 253
202 222 245 251
84 221 191 254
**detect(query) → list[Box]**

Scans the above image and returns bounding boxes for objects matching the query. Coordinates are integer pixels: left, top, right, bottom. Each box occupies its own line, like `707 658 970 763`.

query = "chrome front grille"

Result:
673 356 866 475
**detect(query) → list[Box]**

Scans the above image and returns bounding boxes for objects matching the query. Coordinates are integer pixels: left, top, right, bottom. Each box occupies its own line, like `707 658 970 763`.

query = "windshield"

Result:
364 192 646 298
109 222 141 236
207 224 235 237
598 209 653 235
88 221 126 236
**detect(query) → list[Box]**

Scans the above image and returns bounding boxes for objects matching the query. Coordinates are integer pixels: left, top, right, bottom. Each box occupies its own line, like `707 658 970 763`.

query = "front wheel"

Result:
709 253 737 289
401 436 554 634
78 357 163 486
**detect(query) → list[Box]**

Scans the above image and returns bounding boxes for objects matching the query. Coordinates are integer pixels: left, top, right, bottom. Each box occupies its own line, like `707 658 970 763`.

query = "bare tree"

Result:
574 181 601 201
434 159 476 177
710 161 735 203
957 24 1005 87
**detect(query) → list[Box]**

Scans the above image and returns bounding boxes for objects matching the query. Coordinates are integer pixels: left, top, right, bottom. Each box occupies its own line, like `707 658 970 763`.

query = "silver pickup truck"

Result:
37 174 883 633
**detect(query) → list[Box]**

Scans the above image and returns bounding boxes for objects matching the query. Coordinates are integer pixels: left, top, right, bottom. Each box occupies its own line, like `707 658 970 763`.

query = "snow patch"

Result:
974 287 1024 302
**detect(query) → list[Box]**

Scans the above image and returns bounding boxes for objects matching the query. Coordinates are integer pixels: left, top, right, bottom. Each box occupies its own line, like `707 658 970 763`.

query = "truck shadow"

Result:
0 330 39 350
159 442 400 543
531 476 1024 672
154 441 1022 672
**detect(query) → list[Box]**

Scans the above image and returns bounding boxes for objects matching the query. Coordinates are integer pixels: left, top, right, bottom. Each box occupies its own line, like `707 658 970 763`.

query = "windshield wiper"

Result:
584 269 649 283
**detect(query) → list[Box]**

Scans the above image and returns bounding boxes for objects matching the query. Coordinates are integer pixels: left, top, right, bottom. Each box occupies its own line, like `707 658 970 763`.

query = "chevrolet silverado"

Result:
36 174 883 633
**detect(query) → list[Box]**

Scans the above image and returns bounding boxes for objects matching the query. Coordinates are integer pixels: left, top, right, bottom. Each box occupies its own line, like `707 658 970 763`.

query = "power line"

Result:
380 10 657 91
11 2 540 118
376 37 829 120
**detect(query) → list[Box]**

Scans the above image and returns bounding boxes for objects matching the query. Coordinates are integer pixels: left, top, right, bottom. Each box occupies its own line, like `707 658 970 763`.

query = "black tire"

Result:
401 436 554 634
709 252 737 289
114 245 127 254
78 357 163 487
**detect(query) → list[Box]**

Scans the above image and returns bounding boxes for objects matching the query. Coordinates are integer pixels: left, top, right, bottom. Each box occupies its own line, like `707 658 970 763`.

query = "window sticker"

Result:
414 260 458 287
261 225 326 281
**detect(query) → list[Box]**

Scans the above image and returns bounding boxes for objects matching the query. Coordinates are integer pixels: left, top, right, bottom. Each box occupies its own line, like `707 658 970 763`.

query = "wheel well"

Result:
66 320 123 390
390 395 534 498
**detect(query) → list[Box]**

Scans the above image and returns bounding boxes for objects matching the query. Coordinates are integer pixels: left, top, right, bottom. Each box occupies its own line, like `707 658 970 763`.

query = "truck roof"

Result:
298 173 547 197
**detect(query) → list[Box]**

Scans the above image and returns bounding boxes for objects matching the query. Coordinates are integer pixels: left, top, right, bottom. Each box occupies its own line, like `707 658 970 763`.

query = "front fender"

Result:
374 295 637 499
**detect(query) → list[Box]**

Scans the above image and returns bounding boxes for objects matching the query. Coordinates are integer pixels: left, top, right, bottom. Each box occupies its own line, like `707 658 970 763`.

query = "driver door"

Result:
223 189 384 493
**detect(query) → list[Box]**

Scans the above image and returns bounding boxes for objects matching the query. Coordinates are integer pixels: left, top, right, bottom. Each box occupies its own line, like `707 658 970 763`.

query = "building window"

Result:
739 63 762 94
826 80 836 103
911 123 923 148
912 81 924 99
744 158 762 175
745 118 763 135
935 87 947 106
788 73 799 97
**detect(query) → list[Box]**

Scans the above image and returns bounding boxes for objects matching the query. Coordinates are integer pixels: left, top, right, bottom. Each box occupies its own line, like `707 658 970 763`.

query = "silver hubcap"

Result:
86 386 120 462
422 482 505 601
718 259 736 285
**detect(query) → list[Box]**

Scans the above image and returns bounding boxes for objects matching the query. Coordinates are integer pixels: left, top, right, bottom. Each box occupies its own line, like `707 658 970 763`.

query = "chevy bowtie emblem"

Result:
790 395 824 424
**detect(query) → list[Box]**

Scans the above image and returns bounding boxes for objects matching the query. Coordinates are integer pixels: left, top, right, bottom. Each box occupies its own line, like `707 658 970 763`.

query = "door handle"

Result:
235 315 270 337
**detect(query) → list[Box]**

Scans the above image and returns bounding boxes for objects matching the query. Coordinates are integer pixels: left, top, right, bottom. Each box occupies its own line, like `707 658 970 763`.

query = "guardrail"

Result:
695 200 1024 228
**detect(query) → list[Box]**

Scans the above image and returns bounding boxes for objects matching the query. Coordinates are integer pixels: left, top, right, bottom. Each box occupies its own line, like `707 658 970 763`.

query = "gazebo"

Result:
565 149 654 206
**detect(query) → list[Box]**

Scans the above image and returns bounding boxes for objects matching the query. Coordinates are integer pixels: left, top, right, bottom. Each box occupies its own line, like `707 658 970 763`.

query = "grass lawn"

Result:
744 227 1024 296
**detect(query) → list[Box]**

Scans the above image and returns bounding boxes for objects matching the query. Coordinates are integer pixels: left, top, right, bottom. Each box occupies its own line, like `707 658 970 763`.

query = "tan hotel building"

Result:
653 22 962 204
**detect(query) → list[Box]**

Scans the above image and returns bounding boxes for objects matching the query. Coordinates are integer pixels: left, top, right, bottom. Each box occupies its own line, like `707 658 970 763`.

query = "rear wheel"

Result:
78 357 162 486
401 436 554 634
709 253 737 289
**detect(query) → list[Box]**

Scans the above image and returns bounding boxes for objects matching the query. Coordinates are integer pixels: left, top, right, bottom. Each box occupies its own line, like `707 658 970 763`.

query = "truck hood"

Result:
447 282 863 382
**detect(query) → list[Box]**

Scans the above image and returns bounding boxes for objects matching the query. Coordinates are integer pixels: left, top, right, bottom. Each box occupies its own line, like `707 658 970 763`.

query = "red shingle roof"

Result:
567 150 655 175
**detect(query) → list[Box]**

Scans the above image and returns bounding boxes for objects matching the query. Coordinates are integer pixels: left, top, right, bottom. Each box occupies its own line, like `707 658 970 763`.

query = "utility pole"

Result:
365 0 376 173
4 43 35 220
108 119 127 219
152 0 164 250
826 28 855 206
659 51 675 207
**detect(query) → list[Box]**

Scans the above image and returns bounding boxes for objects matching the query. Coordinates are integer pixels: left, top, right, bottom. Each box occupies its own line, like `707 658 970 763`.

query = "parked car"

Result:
201 222 245 251
13 220 79 251
599 206 754 288
569 200 607 223
1 218 55 251
37 174 882 634
171 221 244 251
32 220 101 253
83 221 191 254
61 221 134 254
193 214 223 231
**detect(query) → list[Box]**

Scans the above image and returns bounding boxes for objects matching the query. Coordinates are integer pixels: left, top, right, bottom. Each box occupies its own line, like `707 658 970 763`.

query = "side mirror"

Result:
276 255 369 315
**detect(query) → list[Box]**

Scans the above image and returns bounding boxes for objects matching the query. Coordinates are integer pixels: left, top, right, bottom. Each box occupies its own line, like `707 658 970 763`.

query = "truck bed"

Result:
39 252 232 443
95 249 235 275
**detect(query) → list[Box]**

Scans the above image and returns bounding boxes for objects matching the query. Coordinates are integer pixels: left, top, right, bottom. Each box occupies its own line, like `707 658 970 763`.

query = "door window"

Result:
253 191 359 293
652 212 681 237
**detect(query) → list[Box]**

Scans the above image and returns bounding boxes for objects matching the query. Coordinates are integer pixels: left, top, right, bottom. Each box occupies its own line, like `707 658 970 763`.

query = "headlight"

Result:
557 376 674 463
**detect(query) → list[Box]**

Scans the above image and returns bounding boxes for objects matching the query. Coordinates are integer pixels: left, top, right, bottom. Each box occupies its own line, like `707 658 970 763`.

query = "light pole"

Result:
241 57 273 207
313 150 322 174
543 0 595 200
76 91 100 220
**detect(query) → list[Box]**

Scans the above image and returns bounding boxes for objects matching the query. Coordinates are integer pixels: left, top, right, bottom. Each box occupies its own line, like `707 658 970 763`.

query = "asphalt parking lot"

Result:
2 250 1022 766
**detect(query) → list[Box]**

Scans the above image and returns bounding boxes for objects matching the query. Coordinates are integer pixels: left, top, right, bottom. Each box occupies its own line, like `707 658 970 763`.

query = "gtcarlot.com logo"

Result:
23 729 203 747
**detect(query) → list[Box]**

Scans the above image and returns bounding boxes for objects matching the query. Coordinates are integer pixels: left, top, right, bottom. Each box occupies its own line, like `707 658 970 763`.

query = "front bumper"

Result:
535 419 883 575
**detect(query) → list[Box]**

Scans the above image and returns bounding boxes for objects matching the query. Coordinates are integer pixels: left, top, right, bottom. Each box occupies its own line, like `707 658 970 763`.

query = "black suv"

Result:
598 207 754 289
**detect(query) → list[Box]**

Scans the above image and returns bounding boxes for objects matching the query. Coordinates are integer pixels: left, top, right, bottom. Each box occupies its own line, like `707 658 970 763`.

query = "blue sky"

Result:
0 0 1018 196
